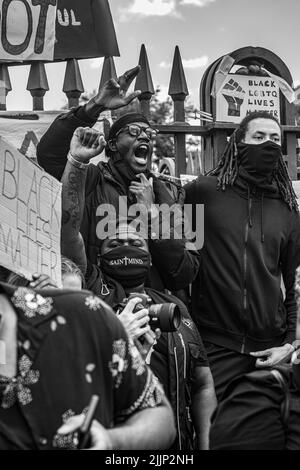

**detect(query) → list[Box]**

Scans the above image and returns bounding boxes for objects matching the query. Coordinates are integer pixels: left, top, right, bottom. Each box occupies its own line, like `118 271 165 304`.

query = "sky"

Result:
5 0 300 111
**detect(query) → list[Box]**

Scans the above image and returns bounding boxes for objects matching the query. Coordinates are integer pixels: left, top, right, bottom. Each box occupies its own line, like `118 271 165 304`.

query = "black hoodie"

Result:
185 174 300 353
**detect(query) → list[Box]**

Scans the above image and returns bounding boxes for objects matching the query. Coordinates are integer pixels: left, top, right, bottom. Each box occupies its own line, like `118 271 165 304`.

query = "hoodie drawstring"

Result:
247 185 253 228
261 192 265 243
247 185 265 243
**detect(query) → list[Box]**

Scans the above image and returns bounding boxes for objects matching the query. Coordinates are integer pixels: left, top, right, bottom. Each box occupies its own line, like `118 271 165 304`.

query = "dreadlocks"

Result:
208 111 298 212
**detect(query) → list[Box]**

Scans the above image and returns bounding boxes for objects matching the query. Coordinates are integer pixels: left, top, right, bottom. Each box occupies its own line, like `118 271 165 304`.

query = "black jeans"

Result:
203 342 257 401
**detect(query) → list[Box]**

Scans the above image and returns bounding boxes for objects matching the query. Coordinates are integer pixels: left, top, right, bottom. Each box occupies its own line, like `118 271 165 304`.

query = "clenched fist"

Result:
70 127 106 163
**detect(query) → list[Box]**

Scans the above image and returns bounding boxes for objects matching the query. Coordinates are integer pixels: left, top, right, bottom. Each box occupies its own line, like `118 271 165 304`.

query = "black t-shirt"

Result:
151 333 169 394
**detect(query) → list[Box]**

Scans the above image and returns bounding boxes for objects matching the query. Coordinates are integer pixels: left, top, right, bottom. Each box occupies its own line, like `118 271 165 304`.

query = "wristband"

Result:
284 343 295 353
67 151 89 170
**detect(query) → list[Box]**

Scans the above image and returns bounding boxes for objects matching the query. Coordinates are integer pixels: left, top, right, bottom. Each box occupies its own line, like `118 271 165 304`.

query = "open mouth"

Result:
134 144 149 165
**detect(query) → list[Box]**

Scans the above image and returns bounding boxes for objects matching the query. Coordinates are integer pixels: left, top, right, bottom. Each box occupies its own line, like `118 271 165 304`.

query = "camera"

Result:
124 293 181 332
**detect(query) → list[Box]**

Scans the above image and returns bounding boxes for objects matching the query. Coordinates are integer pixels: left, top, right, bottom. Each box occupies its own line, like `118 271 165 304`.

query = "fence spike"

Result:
168 46 189 99
135 44 154 119
99 56 117 91
168 46 189 177
63 59 84 108
26 62 49 111
0 64 12 110
135 44 155 96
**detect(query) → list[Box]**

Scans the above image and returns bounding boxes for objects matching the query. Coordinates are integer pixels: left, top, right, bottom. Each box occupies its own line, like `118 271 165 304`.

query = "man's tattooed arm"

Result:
61 161 88 274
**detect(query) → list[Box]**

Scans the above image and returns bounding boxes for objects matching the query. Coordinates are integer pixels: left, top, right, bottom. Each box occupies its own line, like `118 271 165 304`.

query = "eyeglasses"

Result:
115 124 158 140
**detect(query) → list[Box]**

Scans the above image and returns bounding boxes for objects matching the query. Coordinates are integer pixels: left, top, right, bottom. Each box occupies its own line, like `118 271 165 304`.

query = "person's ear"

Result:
107 139 118 152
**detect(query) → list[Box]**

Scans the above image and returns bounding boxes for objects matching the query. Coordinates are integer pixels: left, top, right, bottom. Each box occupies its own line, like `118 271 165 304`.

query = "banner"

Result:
55 0 119 60
216 74 281 124
0 0 57 61
0 0 119 62
0 136 62 285
0 111 61 159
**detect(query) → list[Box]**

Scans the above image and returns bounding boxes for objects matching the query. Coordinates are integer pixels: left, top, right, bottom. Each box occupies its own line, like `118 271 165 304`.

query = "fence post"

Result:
99 56 117 122
26 62 49 111
169 46 189 177
286 133 298 180
135 44 154 120
63 59 84 109
99 56 117 90
0 64 12 111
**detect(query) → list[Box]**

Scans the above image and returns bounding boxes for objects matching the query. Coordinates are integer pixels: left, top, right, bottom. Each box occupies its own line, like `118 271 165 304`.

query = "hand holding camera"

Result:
117 297 151 341
124 293 181 333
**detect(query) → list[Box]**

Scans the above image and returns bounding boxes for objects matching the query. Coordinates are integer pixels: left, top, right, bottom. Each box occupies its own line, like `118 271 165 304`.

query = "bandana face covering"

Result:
101 246 151 288
237 140 282 177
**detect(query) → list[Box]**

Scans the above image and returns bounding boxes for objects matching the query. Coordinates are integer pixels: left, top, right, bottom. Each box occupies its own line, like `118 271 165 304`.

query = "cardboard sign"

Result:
0 0 57 61
0 110 61 160
0 137 62 285
216 74 281 123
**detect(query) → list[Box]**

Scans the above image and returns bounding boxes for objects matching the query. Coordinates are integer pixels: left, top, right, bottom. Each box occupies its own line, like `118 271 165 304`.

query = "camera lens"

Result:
149 303 181 332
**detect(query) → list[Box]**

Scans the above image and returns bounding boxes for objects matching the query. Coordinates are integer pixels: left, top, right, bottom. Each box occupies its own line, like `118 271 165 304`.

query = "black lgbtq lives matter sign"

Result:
216 74 281 123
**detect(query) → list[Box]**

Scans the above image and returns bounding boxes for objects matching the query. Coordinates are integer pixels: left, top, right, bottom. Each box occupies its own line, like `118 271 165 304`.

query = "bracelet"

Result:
284 343 295 353
67 151 89 170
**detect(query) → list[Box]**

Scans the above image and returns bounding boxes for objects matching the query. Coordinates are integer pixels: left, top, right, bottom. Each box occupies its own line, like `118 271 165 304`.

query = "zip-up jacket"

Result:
185 174 300 353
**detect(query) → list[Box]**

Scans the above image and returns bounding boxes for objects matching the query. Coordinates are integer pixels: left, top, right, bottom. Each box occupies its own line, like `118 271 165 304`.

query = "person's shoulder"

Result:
289 207 300 232
51 288 116 322
153 174 184 204
84 161 105 194
184 174 217 200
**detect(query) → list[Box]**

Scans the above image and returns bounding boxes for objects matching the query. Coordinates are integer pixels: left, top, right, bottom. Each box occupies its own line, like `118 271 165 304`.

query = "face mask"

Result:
237 140 282 177
100 246 151 288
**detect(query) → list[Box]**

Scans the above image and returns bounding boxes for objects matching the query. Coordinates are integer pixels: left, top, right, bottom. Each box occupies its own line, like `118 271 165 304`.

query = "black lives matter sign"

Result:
216 74 281 123
0 137 62 285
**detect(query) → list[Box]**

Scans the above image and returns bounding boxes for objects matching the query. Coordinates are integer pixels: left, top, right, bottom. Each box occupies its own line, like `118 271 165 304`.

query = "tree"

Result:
150 87 175 159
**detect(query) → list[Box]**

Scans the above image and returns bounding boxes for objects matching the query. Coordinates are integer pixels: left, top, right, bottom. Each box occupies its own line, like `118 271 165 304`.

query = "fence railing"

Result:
1 44 300 179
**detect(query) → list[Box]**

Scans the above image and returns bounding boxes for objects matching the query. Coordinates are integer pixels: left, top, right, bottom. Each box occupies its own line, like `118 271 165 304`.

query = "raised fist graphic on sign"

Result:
222 78 246 117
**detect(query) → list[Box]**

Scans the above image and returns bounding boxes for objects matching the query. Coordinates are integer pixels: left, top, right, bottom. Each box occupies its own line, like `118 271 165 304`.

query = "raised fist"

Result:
222 78 245 117
70 127 106 163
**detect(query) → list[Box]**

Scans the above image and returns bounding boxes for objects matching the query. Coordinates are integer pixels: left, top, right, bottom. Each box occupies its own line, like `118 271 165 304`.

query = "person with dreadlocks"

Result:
185 110 300 400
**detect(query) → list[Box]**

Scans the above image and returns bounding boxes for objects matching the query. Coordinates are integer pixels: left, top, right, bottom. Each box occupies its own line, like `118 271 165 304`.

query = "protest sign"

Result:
216 74 281 124
0 110 61 160
0 136 62 285
0 0 57 61
55 0 119 60
0 0 119 62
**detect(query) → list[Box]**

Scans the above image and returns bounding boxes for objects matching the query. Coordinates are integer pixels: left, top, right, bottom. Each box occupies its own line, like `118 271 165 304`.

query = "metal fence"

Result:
1 44 300 179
